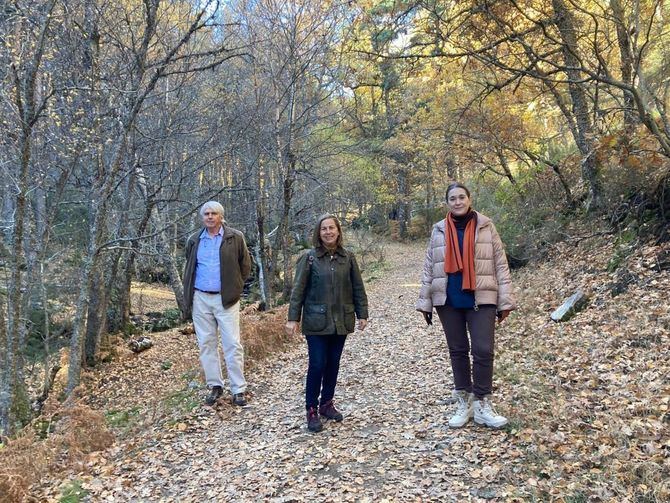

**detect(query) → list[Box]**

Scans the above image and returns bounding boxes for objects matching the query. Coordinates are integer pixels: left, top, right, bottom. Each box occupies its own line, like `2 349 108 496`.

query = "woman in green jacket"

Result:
286 214 369 433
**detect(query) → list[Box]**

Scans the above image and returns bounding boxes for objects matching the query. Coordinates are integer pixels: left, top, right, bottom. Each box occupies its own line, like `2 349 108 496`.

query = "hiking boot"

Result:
232 393 247 406
306 407 323 432
448 390 473 428
319 400 343 422
205 386 223 406
473 396 508 428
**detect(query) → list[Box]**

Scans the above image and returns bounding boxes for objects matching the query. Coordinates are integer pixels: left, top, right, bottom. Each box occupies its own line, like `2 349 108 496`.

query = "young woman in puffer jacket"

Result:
416 182 516 429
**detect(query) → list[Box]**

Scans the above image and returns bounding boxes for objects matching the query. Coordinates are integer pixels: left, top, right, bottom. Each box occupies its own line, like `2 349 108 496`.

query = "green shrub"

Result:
105 408 141 428
60 479 88 503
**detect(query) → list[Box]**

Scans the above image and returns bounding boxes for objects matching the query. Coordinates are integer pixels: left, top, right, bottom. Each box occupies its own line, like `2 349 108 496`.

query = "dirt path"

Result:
69 243 525 502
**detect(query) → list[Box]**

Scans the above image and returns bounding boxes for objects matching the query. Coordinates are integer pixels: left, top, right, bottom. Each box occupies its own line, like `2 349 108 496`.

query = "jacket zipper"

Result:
473 217 480 311
330 254 337 327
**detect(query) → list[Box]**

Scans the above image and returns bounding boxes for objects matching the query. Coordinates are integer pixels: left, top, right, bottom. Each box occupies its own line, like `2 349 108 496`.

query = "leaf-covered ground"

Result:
33 238 669 502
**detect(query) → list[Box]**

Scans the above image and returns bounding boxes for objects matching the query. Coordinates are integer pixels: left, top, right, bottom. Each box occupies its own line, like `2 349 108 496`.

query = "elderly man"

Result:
183 201 251 406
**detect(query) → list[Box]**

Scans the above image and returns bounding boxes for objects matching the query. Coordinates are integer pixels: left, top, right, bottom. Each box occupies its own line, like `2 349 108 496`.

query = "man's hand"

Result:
497 310 511 324
285 321 298 336
422 311 433 326
357 319 368 331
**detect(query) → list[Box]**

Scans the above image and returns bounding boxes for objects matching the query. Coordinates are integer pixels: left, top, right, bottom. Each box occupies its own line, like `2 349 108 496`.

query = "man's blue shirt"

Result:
194 227 223 292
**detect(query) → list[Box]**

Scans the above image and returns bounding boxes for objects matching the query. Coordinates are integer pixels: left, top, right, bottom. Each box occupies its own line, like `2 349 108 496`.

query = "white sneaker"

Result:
473 396 508 428
448 390 473 428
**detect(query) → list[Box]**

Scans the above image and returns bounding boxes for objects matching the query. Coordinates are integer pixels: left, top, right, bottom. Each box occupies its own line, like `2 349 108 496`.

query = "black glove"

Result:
422 311 433 326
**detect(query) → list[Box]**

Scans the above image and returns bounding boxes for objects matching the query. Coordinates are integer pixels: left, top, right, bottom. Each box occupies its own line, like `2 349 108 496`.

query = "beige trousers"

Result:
192 291 246 394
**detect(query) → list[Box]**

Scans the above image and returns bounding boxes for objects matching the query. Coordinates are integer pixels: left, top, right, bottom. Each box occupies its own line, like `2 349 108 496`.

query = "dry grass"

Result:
0 433 49 503
0 403 114 503
241 305 296 365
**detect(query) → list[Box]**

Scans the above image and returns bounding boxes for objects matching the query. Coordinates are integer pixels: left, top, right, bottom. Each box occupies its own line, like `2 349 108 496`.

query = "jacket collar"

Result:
315 245 346 258
196 223 233 242
222 223 234 240
436 211 490 232
199 226 224 239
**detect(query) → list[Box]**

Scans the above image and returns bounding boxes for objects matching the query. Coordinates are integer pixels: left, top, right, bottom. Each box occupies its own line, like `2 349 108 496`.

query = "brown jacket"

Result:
183 223 251 319
416 212 516 312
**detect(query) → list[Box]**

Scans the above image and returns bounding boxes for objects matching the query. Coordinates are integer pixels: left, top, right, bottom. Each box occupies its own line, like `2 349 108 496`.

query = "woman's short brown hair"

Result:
446 182 471 200
312 213 343 248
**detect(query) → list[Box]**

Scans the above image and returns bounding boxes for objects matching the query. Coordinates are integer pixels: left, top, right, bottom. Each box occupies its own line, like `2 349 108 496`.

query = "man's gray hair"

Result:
199 201 225 219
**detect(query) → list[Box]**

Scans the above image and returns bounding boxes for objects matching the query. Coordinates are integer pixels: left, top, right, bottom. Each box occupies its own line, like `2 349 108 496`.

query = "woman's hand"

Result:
497 310 511 324
357 319 368 331
422 311 433 326
285 321 298 336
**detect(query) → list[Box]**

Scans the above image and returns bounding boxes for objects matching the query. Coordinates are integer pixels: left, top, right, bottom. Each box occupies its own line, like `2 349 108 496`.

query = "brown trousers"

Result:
435 304 496 399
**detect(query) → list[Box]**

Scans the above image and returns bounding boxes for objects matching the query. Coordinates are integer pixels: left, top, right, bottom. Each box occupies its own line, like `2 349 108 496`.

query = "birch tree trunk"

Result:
255 162 271 308
67 197 108 394
1 0 57 436
0 270 9 435
117 201 153 331
552 0 602 211
84 257 107 366
102 171 135 335
610 0 638 131
274 83 297 301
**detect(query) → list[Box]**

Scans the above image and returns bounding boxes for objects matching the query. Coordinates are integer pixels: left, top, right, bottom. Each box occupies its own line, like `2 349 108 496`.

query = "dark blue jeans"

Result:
305 334 347 410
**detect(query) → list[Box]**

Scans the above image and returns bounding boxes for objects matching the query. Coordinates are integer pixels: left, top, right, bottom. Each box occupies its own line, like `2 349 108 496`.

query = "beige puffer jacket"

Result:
416 212 516 313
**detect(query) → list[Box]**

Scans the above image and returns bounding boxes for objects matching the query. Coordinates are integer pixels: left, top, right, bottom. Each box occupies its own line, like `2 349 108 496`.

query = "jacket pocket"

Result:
344 303 356 333
303 303 327 332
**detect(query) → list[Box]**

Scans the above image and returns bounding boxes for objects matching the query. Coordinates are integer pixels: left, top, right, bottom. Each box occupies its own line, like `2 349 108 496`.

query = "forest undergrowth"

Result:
495 226 669 501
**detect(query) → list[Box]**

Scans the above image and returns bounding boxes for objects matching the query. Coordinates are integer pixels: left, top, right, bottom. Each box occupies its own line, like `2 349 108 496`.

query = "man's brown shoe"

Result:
205 386 223 406
319 400 343 421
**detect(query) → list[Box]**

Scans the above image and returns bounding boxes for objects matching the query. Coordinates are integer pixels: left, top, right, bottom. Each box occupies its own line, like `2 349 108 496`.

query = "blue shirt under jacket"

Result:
194 227 223 293
446 226 476 309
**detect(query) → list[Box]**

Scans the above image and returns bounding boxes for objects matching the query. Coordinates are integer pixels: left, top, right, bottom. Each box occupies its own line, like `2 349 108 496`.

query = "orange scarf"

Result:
444 212 476 291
